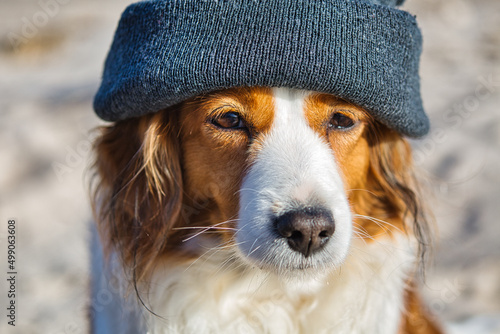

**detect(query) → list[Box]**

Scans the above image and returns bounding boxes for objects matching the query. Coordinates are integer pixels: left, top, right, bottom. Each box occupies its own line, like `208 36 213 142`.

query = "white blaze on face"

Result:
236 88 352 276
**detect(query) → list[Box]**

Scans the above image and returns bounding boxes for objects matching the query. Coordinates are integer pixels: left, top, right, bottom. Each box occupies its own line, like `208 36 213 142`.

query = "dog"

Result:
89 87 442 333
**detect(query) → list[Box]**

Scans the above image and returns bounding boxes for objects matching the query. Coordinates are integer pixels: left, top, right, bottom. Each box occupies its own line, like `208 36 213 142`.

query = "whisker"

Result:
174 226 238 232
352 228 373 239
247 245 262 257
353 214 404 234
210 241 240 252
182 240 239 273
352 223 392 241
180 227 233 242
247 237 259 257
215 253 241 276
172 220 238 231
174 219 240 242
351 222 409 256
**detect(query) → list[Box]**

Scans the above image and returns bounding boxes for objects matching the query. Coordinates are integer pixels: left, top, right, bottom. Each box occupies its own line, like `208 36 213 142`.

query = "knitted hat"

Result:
94 0 429 137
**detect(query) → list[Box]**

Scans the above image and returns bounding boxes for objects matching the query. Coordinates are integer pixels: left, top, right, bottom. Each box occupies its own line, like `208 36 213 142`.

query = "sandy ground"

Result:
0 0 499 333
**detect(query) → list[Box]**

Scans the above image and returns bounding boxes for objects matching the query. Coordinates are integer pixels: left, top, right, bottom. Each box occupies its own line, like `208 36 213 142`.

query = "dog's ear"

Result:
92 110 182 281
355 123 432 265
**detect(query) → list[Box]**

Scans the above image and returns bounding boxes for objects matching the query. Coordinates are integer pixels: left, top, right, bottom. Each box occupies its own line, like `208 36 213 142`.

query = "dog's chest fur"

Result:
138 237 413 334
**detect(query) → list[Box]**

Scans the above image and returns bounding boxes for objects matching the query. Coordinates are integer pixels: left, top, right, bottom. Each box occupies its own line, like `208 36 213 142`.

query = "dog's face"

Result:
178 87 371 275
94 86 423 282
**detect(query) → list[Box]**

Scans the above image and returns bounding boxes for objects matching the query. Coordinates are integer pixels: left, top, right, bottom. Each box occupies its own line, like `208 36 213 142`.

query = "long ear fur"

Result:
91 110 182 283
356 123 432 270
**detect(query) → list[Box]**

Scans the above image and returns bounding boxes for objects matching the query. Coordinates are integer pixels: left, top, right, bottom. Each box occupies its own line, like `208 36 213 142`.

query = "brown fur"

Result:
400 283 444 333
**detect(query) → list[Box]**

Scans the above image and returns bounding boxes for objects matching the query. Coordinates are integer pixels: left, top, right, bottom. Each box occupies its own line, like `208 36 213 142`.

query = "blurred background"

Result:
0 0 499 333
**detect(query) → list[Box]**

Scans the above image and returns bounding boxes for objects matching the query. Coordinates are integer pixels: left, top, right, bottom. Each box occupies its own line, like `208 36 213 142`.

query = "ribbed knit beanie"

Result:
94 0 429 137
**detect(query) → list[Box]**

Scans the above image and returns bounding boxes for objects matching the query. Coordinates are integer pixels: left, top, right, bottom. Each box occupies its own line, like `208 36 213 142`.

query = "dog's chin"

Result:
233 241 347 285
259 261 337 284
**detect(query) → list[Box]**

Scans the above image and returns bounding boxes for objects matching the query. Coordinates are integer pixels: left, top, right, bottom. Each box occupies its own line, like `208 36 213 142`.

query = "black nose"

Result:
275 207 335 258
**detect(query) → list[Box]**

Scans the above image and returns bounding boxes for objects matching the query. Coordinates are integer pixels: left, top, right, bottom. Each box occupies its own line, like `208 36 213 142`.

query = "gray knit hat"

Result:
94 0 429 137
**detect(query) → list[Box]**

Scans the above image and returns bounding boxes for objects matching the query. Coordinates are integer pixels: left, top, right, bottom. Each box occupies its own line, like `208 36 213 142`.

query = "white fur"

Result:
91 88 416 334
236 88 352 277
132 236 414 333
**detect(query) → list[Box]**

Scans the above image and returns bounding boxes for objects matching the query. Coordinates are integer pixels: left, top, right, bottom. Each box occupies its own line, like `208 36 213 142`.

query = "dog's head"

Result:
93 87 429 282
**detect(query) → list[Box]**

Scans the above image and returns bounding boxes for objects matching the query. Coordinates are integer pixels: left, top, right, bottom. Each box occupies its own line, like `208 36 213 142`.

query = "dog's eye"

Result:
212 112 245 129
329 112 356 130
